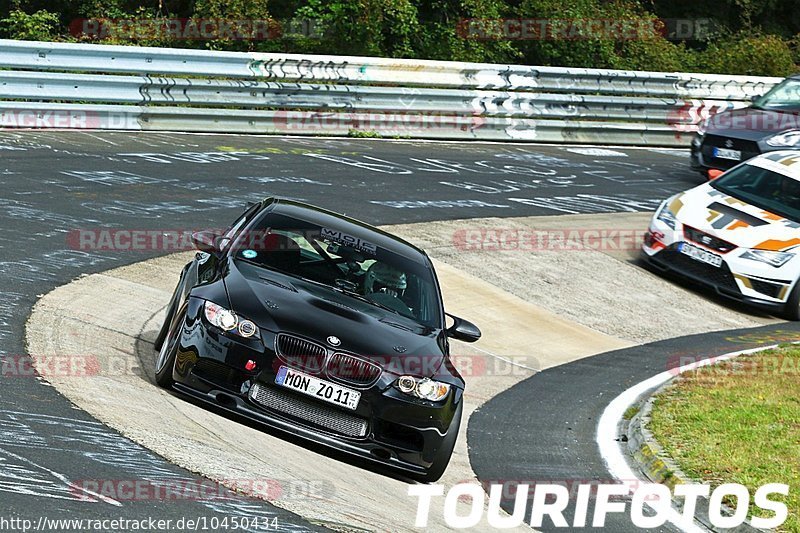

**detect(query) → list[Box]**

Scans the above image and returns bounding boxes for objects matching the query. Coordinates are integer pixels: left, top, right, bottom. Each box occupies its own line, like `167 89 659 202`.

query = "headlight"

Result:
766 129 800 147
203 301 259 338
656 201 678 230
740 249 794 268
395 376 450 402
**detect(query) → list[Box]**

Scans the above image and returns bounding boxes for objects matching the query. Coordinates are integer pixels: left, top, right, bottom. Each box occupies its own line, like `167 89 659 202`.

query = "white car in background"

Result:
643 150 800 319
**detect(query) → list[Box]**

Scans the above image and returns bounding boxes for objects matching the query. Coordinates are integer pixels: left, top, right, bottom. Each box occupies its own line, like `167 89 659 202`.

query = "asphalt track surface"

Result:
0 130 767 529
469 322 800 532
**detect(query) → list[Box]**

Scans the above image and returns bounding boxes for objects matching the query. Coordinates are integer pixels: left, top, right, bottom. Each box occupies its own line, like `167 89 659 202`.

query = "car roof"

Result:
748 151 800 179
262 197 431 263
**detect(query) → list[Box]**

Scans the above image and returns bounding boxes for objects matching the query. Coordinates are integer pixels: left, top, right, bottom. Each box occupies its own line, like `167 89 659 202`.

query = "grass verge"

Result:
648 344 800 532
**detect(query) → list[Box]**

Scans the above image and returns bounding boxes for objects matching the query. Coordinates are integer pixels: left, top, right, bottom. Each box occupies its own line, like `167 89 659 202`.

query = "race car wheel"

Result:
155 305 186 388
153 266 188 350
415 402 462 483
782 281 800 321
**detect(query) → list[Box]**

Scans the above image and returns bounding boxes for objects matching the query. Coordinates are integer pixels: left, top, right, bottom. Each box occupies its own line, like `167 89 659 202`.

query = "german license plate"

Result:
712 147 741 161
678 242 723 268
275 366 360 410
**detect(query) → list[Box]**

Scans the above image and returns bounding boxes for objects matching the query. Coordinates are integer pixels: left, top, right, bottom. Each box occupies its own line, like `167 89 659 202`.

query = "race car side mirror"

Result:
191 230 222 253
708 169 724 180
445 313 481 343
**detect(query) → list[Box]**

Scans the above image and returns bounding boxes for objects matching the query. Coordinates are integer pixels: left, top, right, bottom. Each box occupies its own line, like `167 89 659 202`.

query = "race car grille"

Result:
701 135 760 170
683 225 736 253
653 248 739 293
276 334 327 373
248 383 368 438
327 353 382 387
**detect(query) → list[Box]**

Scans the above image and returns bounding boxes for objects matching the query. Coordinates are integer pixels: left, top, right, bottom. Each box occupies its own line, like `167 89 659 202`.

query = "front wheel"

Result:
416 402 462 483
782 281 800 321
153 271 186 350
154 306 186 388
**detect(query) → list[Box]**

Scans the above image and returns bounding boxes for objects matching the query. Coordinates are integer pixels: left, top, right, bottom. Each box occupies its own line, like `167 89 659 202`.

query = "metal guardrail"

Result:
0 39 782 145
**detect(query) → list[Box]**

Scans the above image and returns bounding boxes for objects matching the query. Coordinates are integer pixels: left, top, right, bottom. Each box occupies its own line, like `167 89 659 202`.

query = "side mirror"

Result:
707 169 724 181
191 230 222 253
445 313 481 343
750 94 761 103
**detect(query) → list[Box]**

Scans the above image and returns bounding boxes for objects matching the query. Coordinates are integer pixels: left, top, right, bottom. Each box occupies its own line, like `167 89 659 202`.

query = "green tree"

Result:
0 8 60 40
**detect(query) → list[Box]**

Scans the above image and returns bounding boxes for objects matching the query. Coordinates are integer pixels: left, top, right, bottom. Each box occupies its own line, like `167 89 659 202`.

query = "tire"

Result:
782 280 800 321
416 402 463 483
154 306 186 388
153 271 186 350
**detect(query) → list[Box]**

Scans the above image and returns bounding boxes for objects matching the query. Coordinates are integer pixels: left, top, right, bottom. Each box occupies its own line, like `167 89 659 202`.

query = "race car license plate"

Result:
275 366 360 410
712 147 741 161
678 242 723 268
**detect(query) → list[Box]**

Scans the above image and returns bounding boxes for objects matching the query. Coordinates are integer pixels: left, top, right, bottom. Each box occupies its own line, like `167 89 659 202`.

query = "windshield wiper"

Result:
331 285 407 316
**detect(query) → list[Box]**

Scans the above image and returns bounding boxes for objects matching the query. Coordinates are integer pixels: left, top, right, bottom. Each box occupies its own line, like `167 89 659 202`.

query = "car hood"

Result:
670 184 800 251
707 107 799 141
223 259 447 375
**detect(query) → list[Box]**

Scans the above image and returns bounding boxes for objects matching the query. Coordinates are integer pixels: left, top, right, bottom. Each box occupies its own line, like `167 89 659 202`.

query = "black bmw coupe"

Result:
154 197 481 481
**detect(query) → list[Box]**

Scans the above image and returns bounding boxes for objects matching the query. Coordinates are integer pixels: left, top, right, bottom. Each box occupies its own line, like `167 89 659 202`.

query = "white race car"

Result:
643 150 800 319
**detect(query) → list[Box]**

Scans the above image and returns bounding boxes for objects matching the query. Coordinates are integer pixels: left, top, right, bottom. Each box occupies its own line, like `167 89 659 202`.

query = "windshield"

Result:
229 211 442 328
711 163 800 222
753 78 800 112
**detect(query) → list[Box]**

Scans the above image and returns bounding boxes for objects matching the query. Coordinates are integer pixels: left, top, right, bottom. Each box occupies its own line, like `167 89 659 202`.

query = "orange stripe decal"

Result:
755 238 800 251
727 220 749 230
761 211 783 221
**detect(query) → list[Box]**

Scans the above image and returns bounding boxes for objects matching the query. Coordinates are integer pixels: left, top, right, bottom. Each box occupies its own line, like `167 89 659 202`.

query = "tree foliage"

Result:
0 0 797 76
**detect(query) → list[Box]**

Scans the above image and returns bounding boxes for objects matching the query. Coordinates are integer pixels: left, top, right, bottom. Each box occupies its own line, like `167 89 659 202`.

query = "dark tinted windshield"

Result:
754 78 800 112
230 211 442 328
711 163 800 222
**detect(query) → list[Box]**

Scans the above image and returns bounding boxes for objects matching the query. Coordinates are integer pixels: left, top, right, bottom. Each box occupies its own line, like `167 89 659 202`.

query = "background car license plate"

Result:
275 366 360 410
712 147 741 161
678 242 723 267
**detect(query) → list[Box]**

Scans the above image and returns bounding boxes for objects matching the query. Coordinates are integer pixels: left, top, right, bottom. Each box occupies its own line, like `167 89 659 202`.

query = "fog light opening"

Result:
215 392 237 409
370 448 391 461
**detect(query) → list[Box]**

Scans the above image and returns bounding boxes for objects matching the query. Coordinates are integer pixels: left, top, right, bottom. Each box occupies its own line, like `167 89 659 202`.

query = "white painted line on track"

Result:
0 447 123 507
596 343 779 532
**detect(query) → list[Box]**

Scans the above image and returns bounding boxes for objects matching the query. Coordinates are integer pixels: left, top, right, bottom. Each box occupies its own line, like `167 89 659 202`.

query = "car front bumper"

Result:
641 222 795 311
690 133 780 174
168 298 462 476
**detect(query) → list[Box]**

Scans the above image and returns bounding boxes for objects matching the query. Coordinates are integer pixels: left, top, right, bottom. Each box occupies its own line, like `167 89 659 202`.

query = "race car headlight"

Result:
203 301 259 338
655 202 678 230
741 249 794 268
766 129 800 147
395 376 450 402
